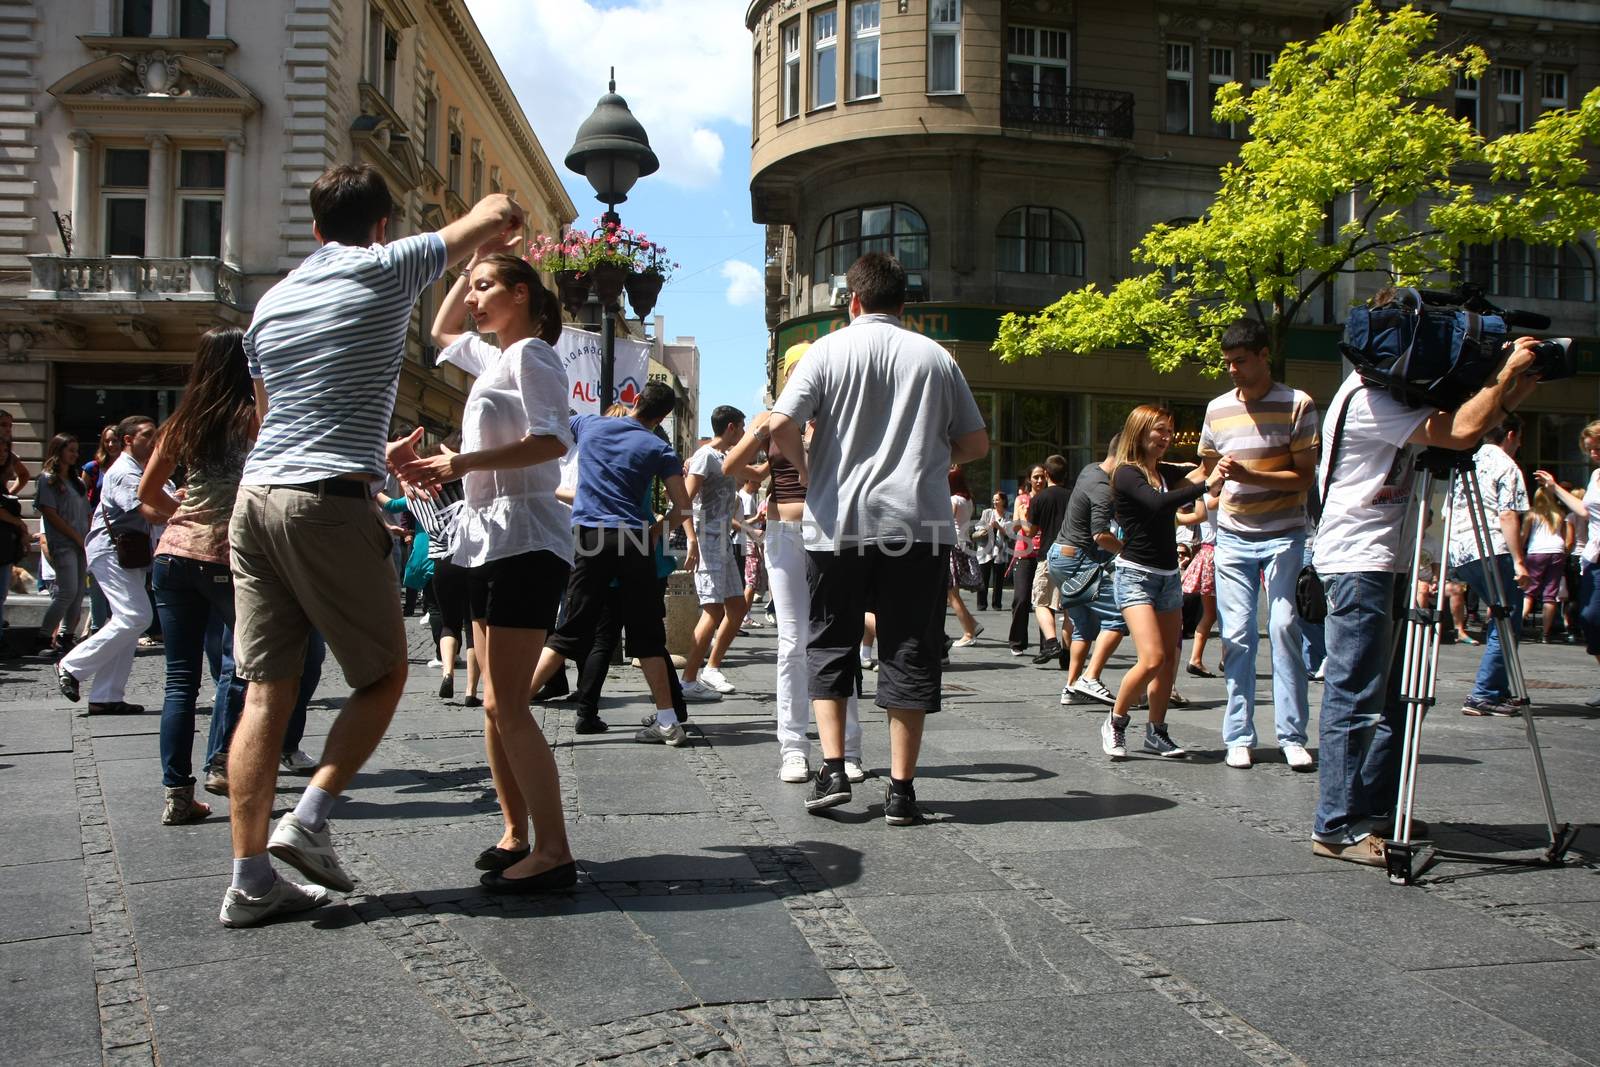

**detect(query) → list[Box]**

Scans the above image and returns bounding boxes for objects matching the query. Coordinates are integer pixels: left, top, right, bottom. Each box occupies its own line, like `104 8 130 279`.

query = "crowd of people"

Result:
5 162 1592 926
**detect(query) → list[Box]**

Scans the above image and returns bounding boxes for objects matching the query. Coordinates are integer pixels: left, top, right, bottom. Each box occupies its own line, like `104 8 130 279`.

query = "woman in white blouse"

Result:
401 235 576 893
1535 418 1600 703
973 491 1012 612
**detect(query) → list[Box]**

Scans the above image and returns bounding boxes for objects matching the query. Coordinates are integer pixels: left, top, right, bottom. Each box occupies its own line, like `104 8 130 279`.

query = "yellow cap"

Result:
778 341 811 392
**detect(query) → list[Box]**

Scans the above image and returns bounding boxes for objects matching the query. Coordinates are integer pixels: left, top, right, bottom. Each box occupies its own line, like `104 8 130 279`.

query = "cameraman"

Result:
1312 335 1543 866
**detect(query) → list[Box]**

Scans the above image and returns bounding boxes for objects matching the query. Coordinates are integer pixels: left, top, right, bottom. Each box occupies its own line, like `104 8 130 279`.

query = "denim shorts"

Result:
1047 546 1127 640
1114 564 1183 614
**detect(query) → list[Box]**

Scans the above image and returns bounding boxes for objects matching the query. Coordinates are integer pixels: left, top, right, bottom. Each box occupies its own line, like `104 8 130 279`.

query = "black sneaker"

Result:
1143 723 1188 758
1032 640 1062 665
804 767 851 812
57 663 80 703
883 785 926 825
574 712 608 734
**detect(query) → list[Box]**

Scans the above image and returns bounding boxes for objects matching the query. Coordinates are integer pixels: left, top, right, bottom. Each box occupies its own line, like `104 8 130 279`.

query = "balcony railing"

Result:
28 255 245 308
1001 82 1135 140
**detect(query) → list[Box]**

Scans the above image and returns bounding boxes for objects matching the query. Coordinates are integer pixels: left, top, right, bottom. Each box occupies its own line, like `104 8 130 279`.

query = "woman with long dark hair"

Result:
405 235 577 892
1101 404 1225 761
34 433 92 655
1008 465 1047 654
138 326 258 826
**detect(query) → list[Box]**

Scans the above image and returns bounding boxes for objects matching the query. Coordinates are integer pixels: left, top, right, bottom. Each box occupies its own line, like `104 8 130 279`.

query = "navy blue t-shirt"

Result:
569 415 683 528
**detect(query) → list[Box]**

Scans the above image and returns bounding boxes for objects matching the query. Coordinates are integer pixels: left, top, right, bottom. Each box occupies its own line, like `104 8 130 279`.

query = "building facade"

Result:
0 0 575 491
745 0 1600 495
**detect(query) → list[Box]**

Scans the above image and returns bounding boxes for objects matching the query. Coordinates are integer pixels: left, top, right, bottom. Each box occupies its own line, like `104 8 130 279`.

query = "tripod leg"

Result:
1392 471 1438 850
1459 471 1564 849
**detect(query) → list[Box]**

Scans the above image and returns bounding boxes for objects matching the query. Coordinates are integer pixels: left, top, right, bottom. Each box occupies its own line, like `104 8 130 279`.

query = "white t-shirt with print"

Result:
1312 373 1431 575
1446 442 1528 567
438 335 575 568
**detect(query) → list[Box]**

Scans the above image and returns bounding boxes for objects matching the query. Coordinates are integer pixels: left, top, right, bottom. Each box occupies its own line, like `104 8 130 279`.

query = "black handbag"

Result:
952 547 983 592
1295 565 1327 625
101 508 152 569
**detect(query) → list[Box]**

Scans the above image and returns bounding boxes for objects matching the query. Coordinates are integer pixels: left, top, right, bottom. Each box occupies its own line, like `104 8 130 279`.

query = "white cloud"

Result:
721 260 763 306
465 0 751 191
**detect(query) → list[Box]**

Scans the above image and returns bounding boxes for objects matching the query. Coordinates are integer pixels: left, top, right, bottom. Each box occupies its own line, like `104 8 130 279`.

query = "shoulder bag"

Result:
101 507 152 570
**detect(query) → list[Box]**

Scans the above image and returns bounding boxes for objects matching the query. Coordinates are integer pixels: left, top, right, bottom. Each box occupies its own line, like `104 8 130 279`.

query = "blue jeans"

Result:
1215 529 1308 748
1314 571 1407 843
1301 541 1326 673
153 555 244 788
1452 554 1522 703
1581 563 1600 656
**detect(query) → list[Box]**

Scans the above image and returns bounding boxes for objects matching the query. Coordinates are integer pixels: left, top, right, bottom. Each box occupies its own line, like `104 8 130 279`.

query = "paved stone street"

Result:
3 610 1599 1067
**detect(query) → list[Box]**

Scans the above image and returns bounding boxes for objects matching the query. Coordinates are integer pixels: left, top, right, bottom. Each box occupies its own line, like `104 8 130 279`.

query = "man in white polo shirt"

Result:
220 164 525 926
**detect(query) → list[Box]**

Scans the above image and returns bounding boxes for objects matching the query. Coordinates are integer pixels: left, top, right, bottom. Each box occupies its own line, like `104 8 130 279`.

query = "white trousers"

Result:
59 554 151 703
765 520 861 761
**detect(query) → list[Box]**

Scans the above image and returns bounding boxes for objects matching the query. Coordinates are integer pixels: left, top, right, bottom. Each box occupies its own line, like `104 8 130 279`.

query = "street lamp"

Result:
565 69 659 409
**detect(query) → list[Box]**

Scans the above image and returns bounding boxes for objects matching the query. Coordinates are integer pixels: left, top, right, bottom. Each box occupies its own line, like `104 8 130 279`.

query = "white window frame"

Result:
781 20 801 120
1207 46 1235 137
848 1 881 101
1005 25 1071 108
1248 49 1275 88
1165 42 1193 135
1496 66 1524 134
1456 73 1479 131
928 0 961 96
812 8 838 109
176 146 224 258
1542 70 1568 114
101 146 149 257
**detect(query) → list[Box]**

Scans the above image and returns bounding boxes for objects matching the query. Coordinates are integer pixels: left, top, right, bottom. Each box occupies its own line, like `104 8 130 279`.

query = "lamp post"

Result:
564 69 659 410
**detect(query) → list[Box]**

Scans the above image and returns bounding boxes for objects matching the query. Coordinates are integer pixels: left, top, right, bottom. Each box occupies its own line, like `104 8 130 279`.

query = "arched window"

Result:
996 207 1084 276
1458 240 1595 302
813 203 928 283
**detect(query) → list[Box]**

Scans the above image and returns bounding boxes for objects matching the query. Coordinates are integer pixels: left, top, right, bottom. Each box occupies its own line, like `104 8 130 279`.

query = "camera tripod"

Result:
1387 446 1579 885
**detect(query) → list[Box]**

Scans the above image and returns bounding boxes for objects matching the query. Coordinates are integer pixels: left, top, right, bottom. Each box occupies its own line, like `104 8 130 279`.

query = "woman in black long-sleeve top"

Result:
1103 405 1226 761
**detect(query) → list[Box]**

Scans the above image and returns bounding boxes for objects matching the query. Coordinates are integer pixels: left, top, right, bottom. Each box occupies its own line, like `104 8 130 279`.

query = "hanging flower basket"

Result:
555 269 590 318
588 262 629 309
625 270 665 320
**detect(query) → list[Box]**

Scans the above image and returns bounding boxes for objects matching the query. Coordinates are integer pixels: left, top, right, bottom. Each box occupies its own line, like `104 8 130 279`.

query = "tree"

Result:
993 2 1600 377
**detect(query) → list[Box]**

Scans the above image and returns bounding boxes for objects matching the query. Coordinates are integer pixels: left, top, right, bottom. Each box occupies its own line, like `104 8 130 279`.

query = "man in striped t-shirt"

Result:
1198 318 1320 773
220 165 526 927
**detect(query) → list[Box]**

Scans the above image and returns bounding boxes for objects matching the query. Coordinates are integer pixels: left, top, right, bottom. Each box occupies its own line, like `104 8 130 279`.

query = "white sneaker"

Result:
779 753 810 783
679 678 723 703
843 759 867 783
1100 713 1129 759
699 667 736 694
860 648 876 670
1060 684 1078 706
427 658 443 668
416 615 431 629
218 877 331 928
267 812 355 892
1282 743 1315 771
1225 746 1253 769
1074 676 1116 705
279 749 317 774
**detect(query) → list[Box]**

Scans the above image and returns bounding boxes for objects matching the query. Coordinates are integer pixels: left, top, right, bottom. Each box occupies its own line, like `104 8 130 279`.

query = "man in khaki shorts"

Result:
220 164 526 927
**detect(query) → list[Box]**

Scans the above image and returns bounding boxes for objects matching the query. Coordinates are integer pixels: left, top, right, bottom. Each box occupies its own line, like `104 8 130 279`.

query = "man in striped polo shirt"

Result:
220 165 526 927
1198 318 1320 772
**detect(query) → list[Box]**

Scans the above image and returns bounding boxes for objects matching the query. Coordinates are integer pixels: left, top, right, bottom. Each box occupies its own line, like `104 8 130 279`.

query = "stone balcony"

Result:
27 255 245 309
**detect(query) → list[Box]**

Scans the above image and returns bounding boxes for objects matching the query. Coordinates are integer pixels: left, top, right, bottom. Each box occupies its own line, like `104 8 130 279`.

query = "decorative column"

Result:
221 133 244 267
146 132 171 258
69 130 93 256
151 0 171 36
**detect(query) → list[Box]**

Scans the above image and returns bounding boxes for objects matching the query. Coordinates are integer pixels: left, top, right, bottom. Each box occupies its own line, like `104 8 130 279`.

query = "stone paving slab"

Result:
6 616 1600 1066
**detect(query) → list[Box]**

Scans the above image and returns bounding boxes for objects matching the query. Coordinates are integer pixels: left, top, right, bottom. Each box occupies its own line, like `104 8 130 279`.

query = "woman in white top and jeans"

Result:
1535 419 1600 702
403 235 576 893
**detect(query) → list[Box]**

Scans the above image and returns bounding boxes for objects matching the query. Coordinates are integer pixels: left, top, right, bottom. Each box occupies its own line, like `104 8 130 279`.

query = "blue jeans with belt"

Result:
153 554 244 788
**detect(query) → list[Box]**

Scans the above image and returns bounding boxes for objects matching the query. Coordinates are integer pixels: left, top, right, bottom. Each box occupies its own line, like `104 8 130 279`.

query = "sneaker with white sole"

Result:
267 813 355 893
699 667 736 694
1282 743 1315 771
805 767 851 811
679 678 723 703
1074 676 1116 705
218 876 331 928
1225 746 1253 769
779 753 810 782
635 720 688 747
1061 684 1078 706
843 759 867 783
1100 713 1129 759
1142 723 1187 758
279 749 317 775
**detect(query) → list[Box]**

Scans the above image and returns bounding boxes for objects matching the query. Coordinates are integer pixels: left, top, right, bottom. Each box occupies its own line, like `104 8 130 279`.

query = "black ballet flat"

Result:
479 860 578 895
473 845 530 872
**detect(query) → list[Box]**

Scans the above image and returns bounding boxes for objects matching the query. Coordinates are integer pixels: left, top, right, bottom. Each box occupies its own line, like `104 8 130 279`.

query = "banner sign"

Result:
555 325 651 416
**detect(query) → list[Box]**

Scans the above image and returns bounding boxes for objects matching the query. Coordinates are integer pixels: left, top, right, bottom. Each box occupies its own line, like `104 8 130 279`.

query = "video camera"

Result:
1341 285 1574 411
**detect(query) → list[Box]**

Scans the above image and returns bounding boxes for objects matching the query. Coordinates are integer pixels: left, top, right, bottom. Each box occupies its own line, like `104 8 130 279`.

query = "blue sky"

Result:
465 0 768 436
